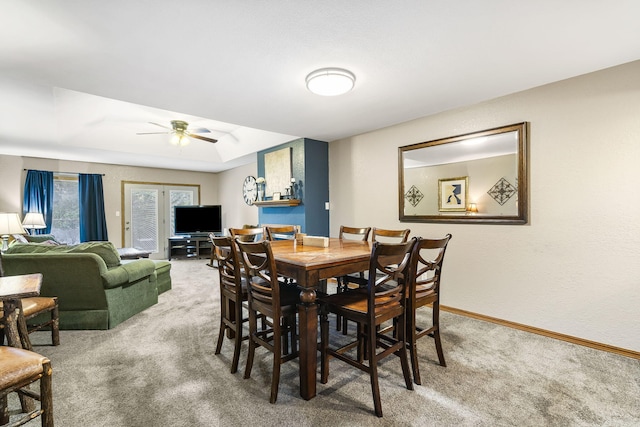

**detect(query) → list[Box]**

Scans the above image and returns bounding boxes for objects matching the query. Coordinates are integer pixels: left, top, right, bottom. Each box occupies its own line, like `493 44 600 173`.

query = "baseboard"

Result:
441 305 640 360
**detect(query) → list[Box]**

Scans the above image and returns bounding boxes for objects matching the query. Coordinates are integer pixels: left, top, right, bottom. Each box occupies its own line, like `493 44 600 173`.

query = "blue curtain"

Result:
23 170 54 234
79 174 108 242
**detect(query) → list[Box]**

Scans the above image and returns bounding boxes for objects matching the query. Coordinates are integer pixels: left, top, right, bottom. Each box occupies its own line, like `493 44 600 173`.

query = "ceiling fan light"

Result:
306 68 355 96
170 133 190 146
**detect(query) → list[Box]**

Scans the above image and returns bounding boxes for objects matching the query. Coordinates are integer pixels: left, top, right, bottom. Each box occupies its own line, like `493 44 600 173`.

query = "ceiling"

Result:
1 1 639 173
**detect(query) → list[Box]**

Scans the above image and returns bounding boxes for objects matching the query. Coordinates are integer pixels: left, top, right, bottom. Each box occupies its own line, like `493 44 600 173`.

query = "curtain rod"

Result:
23 169 105 176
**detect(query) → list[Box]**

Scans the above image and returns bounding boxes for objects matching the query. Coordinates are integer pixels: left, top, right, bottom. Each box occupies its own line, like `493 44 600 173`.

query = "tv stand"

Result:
168 235 213 260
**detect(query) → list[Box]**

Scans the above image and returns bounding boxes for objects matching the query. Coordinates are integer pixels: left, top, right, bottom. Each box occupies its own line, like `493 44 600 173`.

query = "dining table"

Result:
267 237 373 400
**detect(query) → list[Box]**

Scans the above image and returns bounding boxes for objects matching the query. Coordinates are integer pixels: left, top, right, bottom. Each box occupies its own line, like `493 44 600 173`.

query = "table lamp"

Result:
0 212 27 253
22 212 47 235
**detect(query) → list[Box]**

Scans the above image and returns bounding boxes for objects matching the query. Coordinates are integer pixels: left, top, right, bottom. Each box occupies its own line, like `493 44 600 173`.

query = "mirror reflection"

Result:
399 122 528 224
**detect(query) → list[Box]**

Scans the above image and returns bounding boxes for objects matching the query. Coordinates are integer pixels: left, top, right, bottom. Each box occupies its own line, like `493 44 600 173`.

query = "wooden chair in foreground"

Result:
319 239 416 417
335 226 371 332
210 235 249 374
406 234 452 385
0 346 54 427
235 239 300 404
0 297 60 346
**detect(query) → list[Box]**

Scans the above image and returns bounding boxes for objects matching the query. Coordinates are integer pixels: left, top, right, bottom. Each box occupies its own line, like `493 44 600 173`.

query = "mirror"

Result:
399 122 528 224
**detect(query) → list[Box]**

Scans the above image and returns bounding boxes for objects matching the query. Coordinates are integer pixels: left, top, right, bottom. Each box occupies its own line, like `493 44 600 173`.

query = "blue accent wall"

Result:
257 138 329 236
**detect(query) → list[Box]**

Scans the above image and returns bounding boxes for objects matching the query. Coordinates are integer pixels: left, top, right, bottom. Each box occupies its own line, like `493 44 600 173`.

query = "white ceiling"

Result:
1 1 639 172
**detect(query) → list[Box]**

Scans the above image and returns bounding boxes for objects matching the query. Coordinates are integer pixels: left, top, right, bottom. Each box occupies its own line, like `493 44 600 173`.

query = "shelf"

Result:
253 199 301 207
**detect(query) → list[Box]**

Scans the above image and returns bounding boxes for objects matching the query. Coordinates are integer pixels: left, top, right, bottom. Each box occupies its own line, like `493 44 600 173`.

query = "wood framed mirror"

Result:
399 122 528 224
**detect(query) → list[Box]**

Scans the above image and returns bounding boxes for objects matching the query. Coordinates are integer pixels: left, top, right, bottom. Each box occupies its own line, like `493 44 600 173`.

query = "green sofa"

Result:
2 241 171 330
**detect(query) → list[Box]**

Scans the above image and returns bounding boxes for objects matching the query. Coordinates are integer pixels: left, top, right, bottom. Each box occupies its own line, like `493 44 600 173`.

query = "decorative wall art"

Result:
487 177 516 205
405 185 424 207
438 176 468 212
264 147 292 197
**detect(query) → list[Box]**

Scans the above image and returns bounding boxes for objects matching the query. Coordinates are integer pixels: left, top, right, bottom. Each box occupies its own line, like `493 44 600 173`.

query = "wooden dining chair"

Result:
235 239 300 404
265 225 298 241
0 346 54 427
319 239 416 417
0 297 60 346
339 227 410 333
210 235 250 374
406 234 452 385
335 226 371 332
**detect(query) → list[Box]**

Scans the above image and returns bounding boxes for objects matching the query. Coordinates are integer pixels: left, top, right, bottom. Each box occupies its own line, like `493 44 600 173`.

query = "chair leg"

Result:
215 292 227 355
270 323 282 404
41 361 54 427
51 302 60 346
367 327 383 418
397 315 414 391
244 310 257 380
406 309 421 385
433 304 446 367
230 324 242 374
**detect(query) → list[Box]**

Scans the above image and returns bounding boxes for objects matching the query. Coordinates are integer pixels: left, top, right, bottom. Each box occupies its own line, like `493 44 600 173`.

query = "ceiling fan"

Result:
136 120 218 146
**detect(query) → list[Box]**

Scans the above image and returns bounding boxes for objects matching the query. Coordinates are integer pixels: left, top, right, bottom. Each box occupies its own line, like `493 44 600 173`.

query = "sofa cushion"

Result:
24 234 61 244
6 241 122 268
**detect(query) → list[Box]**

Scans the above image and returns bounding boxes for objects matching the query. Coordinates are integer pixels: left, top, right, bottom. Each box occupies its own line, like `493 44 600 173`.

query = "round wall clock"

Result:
242 175 258 205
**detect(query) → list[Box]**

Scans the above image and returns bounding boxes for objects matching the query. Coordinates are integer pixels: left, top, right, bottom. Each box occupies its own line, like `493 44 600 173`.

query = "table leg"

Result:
298 288 317 400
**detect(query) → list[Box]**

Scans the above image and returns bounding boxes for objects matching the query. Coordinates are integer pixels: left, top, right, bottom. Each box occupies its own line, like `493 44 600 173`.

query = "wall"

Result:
329 60 640 352
0 155 219 247
216 162 259 232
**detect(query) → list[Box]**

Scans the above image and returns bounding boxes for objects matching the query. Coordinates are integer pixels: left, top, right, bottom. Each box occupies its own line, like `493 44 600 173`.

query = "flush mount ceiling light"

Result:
305 68 356 96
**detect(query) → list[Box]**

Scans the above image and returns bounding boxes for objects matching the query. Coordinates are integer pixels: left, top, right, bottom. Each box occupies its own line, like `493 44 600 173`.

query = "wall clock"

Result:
242 175 258 205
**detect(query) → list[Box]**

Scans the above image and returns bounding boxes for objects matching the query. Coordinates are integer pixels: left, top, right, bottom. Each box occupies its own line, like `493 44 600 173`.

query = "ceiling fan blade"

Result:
189 127 211 134
187 133 218 143
149 122 173 130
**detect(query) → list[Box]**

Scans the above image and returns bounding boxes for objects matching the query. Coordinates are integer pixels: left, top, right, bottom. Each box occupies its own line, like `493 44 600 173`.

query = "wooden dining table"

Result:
267 237 373 400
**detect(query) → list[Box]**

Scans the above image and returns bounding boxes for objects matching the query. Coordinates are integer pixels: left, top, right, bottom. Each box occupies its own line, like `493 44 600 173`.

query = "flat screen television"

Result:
174 205 222 236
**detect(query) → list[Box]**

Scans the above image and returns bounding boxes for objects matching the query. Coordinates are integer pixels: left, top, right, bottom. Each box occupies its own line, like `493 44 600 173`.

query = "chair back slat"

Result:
210 235 242 294
410 234 452 298
339 225 371 241
372 227 410 243
230 226 265 242
265 225 299 241
367 239 416 312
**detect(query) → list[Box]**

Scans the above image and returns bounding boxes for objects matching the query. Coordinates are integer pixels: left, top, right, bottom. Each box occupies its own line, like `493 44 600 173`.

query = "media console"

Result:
168 235 213 260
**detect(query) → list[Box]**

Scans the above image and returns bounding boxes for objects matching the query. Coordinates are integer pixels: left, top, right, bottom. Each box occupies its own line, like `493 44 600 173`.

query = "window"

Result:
50 175 80 244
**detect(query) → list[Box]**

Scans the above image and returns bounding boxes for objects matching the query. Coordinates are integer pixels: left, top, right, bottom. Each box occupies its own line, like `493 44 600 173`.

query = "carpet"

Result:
10 259 640 426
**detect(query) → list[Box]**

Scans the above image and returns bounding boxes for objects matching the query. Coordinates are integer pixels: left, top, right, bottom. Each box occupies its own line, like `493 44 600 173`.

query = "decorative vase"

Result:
258 188 264 201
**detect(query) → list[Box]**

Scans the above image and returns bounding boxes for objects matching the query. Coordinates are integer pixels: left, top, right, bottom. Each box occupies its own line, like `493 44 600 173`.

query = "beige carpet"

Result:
10 259 640 426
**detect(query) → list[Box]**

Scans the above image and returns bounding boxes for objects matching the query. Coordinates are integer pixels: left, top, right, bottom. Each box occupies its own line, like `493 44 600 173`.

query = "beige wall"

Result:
0 156 219 247
329 60 640 352
217 162 259 232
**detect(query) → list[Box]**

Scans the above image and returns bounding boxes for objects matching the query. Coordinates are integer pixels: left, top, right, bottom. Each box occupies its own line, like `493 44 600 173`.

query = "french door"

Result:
122 182 199 259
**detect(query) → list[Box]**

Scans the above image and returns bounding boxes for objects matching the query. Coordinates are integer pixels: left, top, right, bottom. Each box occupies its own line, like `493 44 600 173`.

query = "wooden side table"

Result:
0 273 43 421
0 273 43 350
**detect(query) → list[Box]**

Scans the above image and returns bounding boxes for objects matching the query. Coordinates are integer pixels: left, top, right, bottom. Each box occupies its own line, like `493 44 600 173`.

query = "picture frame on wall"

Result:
272 192 281 201
438 176 468 212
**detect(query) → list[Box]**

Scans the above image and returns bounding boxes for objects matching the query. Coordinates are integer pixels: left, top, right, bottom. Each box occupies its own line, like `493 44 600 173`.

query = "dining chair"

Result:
406 234 452 385
235 239 300 404
265 225 298 241
319 239 416 417
0 346 54 426
0 297 60 346
210 234 250 374
335 226 371 332
339 227 410 333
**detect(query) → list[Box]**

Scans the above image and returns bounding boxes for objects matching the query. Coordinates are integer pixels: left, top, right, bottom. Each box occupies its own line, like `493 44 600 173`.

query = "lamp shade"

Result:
22 212 46 229
0 212 27 235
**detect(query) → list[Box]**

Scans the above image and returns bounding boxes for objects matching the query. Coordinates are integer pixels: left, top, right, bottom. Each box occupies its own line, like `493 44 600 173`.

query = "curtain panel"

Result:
79 174 108 242
23 169 54 234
